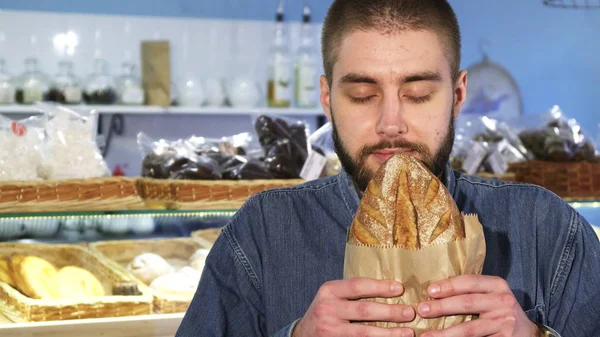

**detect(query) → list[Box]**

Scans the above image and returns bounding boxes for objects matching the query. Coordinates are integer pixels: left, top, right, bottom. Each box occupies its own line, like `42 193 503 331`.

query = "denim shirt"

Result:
176 166 600 337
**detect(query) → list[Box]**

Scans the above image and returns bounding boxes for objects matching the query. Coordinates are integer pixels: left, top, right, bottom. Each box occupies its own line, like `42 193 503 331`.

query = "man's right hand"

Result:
292 278 416 337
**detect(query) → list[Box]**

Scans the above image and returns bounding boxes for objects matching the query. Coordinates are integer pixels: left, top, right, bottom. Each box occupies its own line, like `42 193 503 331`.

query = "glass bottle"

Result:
0 59 15 104
47 60 83 104
115 62 144 105
83 58 117 105
294 4 318 108
15 57 50 105
267 4 292 108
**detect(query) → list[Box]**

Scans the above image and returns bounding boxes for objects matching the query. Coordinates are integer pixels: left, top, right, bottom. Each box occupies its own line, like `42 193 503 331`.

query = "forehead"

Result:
333 29 451 83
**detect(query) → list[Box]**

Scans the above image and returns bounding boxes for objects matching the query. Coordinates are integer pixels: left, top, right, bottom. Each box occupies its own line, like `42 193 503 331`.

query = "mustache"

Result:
357 139 429 161
356 138 434 177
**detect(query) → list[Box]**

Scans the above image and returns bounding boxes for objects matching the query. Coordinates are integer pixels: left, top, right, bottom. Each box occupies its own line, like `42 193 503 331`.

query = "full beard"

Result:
331 109 455 193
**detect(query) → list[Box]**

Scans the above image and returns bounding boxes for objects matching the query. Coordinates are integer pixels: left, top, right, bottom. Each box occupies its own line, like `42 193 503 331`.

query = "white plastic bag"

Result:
0 114 45 181
36 103 110 180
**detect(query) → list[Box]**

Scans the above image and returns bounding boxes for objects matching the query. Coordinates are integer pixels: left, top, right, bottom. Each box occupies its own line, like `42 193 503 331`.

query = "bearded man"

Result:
176 1 600 336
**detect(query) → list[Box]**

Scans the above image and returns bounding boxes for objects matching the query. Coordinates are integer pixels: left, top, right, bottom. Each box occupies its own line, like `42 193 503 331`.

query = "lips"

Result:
372 148 415 162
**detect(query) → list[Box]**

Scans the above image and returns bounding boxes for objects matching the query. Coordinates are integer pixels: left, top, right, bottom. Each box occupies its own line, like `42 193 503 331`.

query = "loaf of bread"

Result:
349 153 465 249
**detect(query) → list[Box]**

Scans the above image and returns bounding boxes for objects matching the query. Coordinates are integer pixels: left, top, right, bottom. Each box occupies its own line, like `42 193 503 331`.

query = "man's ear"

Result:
320 75 332 122
453 70 468 118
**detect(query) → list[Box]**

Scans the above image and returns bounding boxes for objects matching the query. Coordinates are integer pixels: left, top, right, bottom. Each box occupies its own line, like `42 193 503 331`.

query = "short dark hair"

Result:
321 0 462 84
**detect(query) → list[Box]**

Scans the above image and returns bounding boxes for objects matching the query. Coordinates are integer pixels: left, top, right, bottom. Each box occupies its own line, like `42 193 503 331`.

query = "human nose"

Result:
375 94 408 138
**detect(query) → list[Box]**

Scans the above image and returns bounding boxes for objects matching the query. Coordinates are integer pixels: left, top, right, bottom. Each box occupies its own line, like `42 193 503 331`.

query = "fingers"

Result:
344 324 415 337
336 301 415 323
420 316 507 337
418 294 516 318
321 278 404 300
427 275 510 299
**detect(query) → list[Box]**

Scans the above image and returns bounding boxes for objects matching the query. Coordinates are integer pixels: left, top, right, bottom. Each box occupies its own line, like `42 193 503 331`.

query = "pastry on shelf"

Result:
126 253 174 285
0 257 15 287
56 266 105 298
150 267 200 297
8 255 61 299
188 249 210 273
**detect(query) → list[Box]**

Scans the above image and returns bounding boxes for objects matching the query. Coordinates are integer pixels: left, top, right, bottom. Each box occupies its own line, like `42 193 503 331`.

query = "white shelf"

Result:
0 104 325 116
0 312 184 337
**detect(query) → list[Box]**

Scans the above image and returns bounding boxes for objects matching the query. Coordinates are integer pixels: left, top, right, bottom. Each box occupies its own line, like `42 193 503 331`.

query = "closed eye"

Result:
407 94 432 104
350 96 375 104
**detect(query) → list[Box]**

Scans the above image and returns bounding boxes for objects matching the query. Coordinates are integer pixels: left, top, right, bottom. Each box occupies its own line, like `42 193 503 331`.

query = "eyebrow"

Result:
339 73 378 86
403 71 442 83
338 71 442 87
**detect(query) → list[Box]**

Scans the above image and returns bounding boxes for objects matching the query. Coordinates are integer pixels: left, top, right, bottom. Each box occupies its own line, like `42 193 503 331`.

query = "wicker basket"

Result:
137 178 304 210
191 227 223 248
89 238 209 314
508 161 600 200
0 177 146 214
0 243 153 322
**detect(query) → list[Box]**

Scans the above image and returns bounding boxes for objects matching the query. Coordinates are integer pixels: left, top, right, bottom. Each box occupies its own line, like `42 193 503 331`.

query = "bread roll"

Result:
8 255 61 299
127 253 174 285
349 153 465 249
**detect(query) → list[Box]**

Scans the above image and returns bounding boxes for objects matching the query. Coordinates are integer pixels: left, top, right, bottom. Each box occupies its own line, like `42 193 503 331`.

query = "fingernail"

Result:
403 330 415 337
419 304 430 315
429 285 441 295
391 282 403 292
403 307 414 319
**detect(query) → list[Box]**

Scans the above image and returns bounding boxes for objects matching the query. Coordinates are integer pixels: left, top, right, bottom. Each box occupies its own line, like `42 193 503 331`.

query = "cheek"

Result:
406 97 452 150
332 95 378 153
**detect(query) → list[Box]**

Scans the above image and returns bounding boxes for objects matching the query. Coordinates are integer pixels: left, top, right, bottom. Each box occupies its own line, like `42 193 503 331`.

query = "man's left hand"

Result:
417 275 539 337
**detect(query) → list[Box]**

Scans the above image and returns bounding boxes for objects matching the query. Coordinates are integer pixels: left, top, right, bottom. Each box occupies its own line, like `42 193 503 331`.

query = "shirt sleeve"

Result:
546 208 600 336
175 223 266 337
271 318 301 337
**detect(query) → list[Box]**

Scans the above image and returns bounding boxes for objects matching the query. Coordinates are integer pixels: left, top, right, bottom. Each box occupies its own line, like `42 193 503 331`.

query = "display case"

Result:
0 208 236 336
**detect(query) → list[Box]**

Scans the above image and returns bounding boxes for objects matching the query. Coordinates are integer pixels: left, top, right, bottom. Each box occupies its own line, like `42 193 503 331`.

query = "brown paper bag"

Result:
343 214 486 336
141 40 171 106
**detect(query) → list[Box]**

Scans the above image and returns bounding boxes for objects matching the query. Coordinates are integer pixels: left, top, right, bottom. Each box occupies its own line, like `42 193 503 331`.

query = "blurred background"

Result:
0 0 598 174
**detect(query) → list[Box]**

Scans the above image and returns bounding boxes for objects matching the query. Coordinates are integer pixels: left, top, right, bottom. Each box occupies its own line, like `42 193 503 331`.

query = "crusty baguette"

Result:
349 153 465 248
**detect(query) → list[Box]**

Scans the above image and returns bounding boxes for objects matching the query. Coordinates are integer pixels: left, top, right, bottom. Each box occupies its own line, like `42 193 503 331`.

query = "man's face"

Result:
320 29 467 191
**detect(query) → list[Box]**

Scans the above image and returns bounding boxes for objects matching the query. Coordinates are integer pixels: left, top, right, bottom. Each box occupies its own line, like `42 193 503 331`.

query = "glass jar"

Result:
15 57 49 104
115 62 144 105
0 59 15 104
178 76 205 107
47 60 83 104
83 58 117 105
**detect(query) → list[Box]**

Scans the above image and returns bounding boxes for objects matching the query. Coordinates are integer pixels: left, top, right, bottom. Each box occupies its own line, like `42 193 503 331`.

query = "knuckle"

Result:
316 324 332 336
504 314 517 327
462 296 475 311
348 278 361 293
500 294 517 308
463 323 477 337
386 304 399 321
444 281 455 295
496 277 510 289
356 301 371 319
319 282 334 296
313 303 333 318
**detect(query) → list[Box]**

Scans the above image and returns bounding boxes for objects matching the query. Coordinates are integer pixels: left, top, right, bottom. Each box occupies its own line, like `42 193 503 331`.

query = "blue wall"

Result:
1 0 599 133
0 0 329 21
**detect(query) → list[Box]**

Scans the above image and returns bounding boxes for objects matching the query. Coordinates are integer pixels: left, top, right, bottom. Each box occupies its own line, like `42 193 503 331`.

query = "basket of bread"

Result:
0 243 152 322
89 238 209 313
344 153 486 334
191 227 223 248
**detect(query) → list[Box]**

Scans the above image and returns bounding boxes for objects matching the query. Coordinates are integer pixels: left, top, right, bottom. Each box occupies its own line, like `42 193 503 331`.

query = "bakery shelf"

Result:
0 209 235 244
0 104 324 116
0 312 184 337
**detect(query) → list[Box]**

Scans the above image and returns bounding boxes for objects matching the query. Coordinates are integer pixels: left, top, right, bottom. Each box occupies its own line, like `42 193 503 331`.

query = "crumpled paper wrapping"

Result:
343 214 486 336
